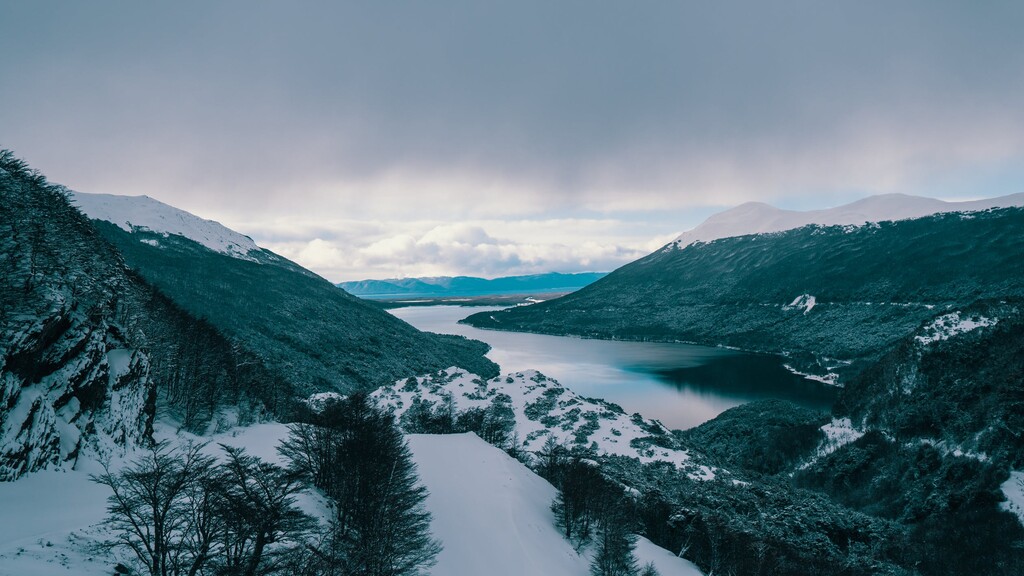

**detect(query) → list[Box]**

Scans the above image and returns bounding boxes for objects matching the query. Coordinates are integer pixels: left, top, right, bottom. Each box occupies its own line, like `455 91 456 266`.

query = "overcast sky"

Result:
3 1 1023 281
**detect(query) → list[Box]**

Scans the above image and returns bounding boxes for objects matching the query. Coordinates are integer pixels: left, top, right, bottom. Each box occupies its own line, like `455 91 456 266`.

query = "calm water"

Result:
390 306 837 430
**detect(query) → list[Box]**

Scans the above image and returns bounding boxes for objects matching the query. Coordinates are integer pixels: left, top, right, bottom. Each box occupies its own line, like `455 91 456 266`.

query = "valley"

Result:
6 5 1024 574
391 305 836 430
2 151 1023 575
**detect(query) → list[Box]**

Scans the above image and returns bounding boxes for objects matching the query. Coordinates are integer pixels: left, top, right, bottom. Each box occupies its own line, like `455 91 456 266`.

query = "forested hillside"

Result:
465 210 1024 382
0 152 292 479
77 195 498 393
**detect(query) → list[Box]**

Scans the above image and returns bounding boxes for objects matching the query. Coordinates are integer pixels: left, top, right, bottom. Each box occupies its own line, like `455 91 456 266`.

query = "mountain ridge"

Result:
672 192 1024 249
71 191 262 261
464 207 1024 383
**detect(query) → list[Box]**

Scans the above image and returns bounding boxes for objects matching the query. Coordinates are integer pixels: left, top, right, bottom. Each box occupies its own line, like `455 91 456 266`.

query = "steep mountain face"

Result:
788 305 1024 574
837 300 1024 466
338 272 608 298
72 192 498 394
0 168 152 479
0 153 292 480
465 208 1024 382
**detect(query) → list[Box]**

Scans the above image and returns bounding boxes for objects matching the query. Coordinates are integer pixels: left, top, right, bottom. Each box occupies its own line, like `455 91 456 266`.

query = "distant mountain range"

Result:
465 194 1024 383
338 272 608 298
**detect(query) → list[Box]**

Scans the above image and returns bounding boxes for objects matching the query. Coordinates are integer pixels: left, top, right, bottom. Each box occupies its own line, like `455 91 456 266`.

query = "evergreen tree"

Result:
282 394 441 575
589 499 639 576
639 562 660 576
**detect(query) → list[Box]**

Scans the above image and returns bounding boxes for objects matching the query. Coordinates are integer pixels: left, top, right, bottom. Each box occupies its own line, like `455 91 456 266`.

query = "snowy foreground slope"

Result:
671 191 1024 248
70 191 261 260
0 424 702 576
408 433 702 576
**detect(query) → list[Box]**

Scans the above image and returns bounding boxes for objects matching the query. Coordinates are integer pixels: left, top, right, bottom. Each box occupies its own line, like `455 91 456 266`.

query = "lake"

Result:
389 305 837 430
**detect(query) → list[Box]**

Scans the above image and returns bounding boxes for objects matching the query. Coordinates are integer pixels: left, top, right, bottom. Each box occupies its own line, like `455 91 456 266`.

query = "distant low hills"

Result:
338 272 607 299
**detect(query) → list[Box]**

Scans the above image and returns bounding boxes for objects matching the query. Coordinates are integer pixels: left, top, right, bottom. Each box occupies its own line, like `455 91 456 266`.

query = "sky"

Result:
3 1 1024 281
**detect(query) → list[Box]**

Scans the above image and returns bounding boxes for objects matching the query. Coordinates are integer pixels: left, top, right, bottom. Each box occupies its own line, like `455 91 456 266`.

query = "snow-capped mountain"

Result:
72 190 499 392
70 191 261 261
672 192 1024 248
1 155 279 480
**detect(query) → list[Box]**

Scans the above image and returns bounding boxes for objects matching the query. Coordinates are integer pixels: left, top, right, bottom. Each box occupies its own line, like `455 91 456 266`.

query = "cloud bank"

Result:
3 1 1023 278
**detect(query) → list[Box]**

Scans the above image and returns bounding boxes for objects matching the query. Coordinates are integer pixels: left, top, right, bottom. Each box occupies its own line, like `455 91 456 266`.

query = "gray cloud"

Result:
3 1 1023 276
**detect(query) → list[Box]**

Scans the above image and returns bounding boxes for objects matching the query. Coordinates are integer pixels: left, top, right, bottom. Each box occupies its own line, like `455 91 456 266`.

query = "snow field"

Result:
70 191 261 261
0 420 705 575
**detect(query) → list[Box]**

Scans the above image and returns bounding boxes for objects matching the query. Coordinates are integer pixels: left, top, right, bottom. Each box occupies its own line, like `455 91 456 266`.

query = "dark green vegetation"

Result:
603 455 912 576
624 307 1024 576
464 210 1024 381
1 151 292 478
801 304 1024 574
89 215 497 395
679 400 829 475
457 304 1022 574
280 393 441 576
339 272 607 298
837 300 1024 466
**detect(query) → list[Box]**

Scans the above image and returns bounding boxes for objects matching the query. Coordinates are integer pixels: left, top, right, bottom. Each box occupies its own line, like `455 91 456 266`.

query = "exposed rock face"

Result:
1 302 154 479
1 154 154 479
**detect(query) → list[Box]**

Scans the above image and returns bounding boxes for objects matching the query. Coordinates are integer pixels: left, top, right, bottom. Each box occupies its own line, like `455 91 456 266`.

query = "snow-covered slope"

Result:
370 368 719 478
408 433 703 576
0 423 702 576
672 192 1024 248
70 191 261 261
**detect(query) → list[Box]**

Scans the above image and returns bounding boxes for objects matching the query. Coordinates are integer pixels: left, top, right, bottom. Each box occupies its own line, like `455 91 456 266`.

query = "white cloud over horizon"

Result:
250 218 682 282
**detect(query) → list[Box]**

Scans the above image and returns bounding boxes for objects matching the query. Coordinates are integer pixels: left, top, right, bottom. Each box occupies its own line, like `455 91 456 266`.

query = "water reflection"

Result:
389 305 837 430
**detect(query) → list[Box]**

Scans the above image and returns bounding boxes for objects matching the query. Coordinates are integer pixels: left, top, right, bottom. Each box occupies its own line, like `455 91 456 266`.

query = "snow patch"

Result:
1001 471 1024 526
409 433 586 575
71 191 261 261
784 294 816 315
799 418 864 470
915 312 998 345
782 364 839 387
305 391 344 413
0 420 704 576
633 535 704 576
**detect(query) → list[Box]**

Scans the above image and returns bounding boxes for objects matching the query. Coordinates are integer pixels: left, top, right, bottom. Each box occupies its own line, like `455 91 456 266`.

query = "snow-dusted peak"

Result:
672 192 1024 249
71 191 261 261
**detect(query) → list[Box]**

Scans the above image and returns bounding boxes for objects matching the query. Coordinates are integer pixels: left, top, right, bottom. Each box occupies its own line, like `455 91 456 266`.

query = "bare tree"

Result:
92 441 217 576
212 445 314 576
